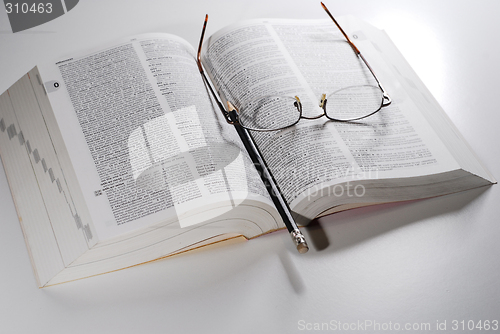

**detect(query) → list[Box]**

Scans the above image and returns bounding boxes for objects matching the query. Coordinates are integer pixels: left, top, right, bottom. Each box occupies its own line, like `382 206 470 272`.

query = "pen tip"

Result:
297 242 309 254
290 229 309 254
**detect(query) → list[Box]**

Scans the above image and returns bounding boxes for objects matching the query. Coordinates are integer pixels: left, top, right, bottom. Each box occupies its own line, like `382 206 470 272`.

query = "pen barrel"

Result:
230 118 305 240
233 123 294 223
197 69 308 253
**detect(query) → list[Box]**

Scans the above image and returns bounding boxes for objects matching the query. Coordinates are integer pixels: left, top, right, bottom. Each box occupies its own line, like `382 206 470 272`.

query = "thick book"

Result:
0 16 495 287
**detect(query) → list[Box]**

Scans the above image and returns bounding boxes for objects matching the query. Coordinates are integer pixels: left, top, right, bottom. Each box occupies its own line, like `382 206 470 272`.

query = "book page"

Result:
39 33 273 240
202 18 460 210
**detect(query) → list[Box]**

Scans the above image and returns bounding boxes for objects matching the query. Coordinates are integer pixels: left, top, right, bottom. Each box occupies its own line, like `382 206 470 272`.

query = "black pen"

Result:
226 101 309 253
197 15 309 253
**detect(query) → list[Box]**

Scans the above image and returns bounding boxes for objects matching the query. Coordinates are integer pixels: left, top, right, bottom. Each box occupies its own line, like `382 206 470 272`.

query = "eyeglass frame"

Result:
196 2 392 132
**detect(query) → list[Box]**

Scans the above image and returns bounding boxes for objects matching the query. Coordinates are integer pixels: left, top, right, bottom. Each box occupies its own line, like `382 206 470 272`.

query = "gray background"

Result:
0 1 499 333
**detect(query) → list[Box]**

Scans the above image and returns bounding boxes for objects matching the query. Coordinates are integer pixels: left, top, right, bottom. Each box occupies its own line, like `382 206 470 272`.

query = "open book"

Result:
0 16 494 287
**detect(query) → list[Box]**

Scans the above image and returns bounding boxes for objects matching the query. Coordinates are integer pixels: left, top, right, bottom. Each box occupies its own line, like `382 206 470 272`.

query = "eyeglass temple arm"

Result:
320 2 391 106
197 14 236 124
320 2 359 54
359 53 392 106
196 15 208 74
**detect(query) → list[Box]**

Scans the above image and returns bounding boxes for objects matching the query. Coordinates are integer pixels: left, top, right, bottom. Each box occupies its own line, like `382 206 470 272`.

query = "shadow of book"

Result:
303 186 491 252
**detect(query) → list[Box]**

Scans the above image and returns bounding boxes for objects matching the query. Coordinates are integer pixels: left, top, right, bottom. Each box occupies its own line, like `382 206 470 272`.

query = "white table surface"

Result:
1 1 499 333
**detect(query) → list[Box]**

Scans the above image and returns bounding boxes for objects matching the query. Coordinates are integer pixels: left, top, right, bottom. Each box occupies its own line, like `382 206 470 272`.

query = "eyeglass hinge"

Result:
382 93 392 107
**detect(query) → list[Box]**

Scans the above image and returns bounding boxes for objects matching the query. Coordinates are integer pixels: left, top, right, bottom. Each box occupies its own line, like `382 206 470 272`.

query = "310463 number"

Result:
452 320 499 331
5 3 53 14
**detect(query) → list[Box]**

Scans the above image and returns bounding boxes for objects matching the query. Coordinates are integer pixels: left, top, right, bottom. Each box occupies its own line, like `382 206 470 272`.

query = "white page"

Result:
39 33 272 240
202 18 459 207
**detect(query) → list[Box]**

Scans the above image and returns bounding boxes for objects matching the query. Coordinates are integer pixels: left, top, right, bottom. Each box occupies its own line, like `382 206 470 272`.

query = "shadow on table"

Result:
302 185 492 253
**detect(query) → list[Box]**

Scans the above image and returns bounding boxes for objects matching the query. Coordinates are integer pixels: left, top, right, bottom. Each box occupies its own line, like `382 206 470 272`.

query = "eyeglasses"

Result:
197 2 392 132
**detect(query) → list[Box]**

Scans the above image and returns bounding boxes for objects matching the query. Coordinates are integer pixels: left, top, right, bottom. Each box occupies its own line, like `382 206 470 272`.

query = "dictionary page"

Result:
39 33 276 241
202 18 460 213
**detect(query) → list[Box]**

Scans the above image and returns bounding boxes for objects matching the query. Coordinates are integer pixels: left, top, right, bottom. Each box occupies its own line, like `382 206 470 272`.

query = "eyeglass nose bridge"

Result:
300 113 327 120
294 94 327 120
